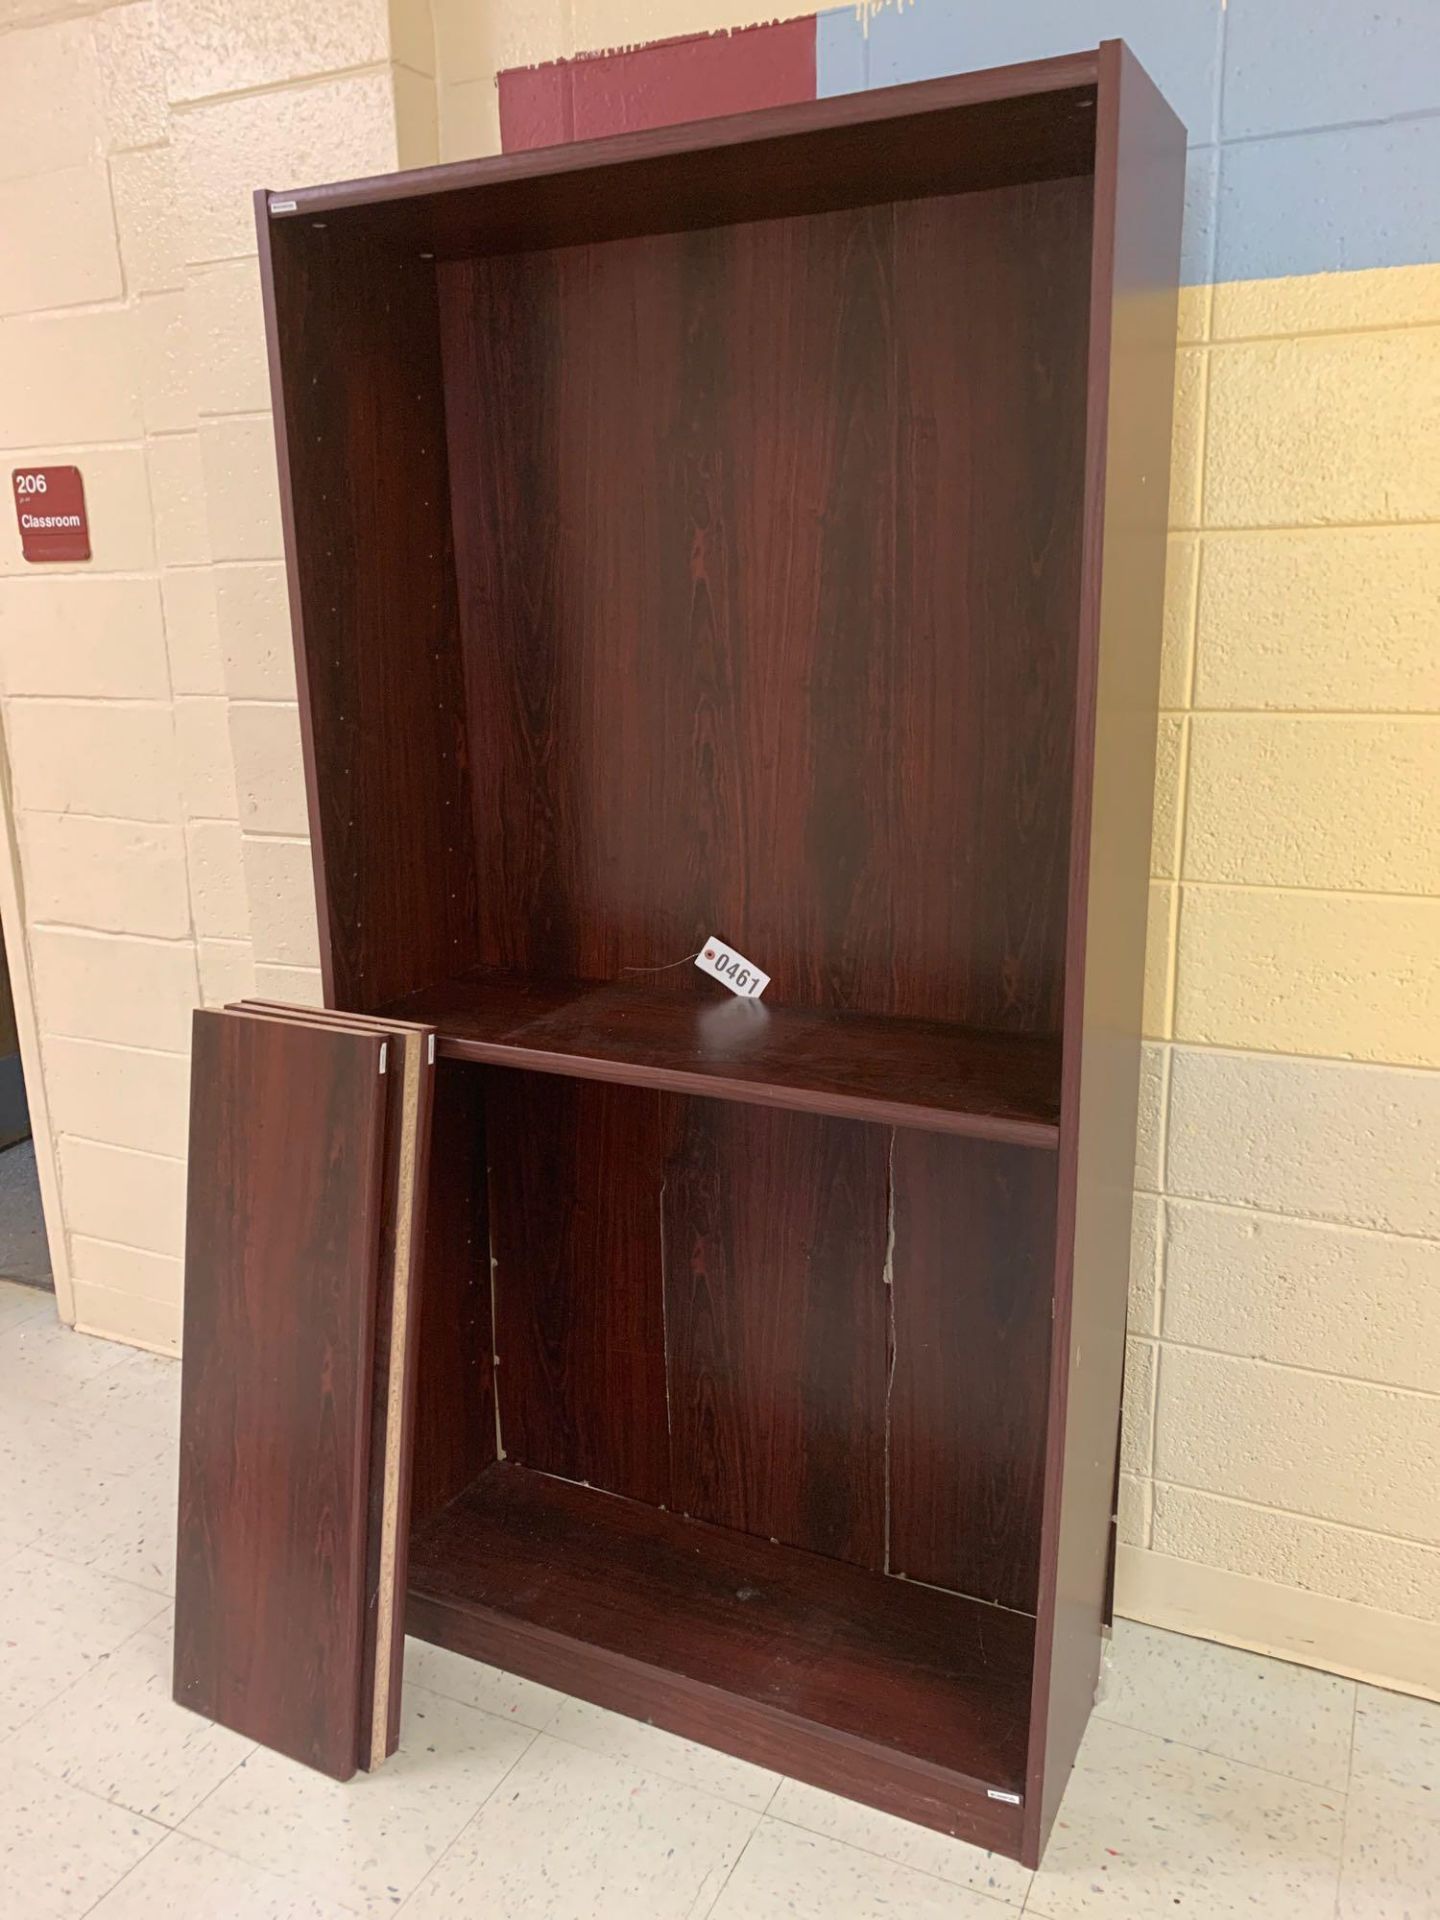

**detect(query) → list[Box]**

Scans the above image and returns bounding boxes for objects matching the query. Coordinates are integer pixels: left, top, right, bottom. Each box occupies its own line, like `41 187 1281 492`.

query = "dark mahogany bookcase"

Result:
229 42 1181 1866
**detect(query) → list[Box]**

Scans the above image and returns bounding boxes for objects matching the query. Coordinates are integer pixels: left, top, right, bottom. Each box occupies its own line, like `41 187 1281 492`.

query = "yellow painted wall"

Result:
1120 265 1440 1693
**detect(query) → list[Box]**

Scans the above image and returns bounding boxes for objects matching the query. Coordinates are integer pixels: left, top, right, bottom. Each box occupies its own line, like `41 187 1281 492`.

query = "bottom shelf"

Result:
407 1464 1034 1851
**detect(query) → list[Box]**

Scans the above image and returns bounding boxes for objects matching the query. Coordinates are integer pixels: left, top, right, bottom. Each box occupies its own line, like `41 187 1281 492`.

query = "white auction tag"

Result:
695 936 769 1000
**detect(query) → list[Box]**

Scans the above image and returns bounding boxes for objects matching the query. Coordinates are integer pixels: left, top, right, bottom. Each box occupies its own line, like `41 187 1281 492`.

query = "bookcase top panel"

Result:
259 50 1102 259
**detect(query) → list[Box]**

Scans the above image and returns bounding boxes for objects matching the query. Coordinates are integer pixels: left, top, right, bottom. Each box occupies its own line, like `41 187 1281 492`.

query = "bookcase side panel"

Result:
1025 42 1185 1866
257 209 480 1012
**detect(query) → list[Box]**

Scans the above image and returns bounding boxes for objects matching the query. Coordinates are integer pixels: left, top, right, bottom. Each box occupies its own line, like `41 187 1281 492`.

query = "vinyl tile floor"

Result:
0 1278 1432 1919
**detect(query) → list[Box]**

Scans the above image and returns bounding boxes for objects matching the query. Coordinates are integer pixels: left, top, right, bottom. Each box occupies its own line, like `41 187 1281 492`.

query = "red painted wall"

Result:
498 16 818 153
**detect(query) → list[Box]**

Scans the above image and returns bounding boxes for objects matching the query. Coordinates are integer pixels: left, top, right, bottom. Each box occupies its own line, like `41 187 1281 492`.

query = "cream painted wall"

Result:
0 0 435 1349
2 0 1434 1699
0 0 815 1344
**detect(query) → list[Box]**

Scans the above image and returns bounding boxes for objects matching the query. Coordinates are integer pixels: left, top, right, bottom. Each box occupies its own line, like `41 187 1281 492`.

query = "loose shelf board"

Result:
173 38 1184 1872
174 1003 436 1777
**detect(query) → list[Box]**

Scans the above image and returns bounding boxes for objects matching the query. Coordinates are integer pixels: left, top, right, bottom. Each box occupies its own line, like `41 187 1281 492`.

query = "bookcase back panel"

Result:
486 1070 672 1508
440 174 1091 1032
661 1100 891 1568
889 1132 1058 1613
471 1073 1052 1603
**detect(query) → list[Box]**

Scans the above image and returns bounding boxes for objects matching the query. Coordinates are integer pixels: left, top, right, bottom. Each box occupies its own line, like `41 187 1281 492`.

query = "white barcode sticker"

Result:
695 936 769 1000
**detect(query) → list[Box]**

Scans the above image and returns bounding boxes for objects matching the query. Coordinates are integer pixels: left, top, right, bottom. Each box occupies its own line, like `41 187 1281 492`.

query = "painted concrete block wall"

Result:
0 0 437 1351
454 2 1440 1696
0 0 1431 1699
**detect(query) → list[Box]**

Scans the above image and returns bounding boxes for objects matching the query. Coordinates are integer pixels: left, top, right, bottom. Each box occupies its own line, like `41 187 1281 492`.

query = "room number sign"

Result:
13 466 90 563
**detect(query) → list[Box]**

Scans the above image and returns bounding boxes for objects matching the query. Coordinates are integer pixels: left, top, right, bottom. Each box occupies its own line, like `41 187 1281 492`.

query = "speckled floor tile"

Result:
35 1448 178 1595
56 1347 181 1439
0 1310 134 1406
0 1395 169 1543
0 1749 163 1918
0 1516 34 1565
708 1818 1020 1918
1337 1774 1440 1920
1026 1718 1344 1919
17 1618 253 1825
766 1776 1033 1906
0 1547 169 1740
1338 1687 1439 1920
182 1685 535 1916
399 1732 758 1919
403 1636 563 1730
88 1831 361 1918
545 1695 782 1811
1350 1685 1439 1793
1097 1618 1355 1788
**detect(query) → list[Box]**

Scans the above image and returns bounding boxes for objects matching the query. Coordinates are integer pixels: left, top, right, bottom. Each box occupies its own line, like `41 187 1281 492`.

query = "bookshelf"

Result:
175 41 1182 1869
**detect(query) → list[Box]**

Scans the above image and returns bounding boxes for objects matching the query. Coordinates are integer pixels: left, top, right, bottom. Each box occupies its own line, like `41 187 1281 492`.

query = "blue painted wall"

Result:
815 0 1440 285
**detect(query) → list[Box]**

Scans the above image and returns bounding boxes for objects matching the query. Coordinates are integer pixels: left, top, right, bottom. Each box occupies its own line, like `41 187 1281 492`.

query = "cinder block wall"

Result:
0 0 437 1346
2 0 1435 1696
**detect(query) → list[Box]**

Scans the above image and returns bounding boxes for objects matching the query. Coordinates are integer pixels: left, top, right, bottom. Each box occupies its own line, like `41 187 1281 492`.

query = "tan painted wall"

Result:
0 0 815 1339
0 0 436 1349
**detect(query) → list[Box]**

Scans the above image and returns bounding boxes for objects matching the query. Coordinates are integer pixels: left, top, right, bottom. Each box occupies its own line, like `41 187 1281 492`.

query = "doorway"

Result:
0 927 50 1293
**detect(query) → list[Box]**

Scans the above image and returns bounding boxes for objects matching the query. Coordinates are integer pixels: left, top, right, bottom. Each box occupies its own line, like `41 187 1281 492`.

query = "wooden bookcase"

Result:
175 42 1182 1869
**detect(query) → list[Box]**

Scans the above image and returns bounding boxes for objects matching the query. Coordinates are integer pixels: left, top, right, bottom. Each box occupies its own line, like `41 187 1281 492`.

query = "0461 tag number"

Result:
711 950 759 993
694 936 770 1000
